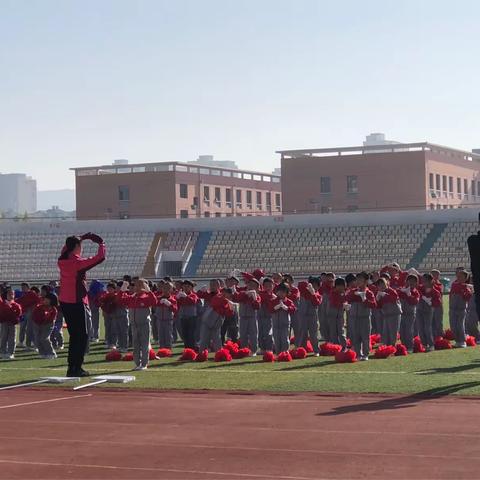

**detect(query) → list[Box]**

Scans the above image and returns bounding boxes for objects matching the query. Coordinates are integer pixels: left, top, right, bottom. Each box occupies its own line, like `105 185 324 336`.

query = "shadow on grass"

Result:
317 382 480 416
206 359 264 368
279 360 337 371
416 359 480 375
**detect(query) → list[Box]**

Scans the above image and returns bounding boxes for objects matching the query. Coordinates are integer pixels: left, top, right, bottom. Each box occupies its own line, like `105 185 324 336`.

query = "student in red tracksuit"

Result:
17 285 40 349
199 289 235 352
234 278 261 355
431 269 444 338
155 282 178 349
375 278 402 346
327 278 348 350
0 287 22 359
32 292 58 359
417 274 442 351
449 270 473 348
398 275 420 351
318 273 335 341
346 272 377 361
296 278 322 354
177 280 200 350
99 282 118 349
369 272 382 335
118 278 158 370
268 283 296 353
281 274 300 337
258 278 276 353
58 233 106 377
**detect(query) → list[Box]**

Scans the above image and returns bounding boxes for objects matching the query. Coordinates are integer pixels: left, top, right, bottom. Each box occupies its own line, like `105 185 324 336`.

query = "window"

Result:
236 189 242 207
204 212 210 218
175 165 188 172
203 186 210 205
193 196 198 208
246 190 252 208
464 179 469 196
320 176 331 194
275 193 281 211
256 191 262 210
225 188 232 207
347 176 358 193
119 211 130 219
449 176 453 193
215 212 221 218
457 177 462 194
180 210 188 219
472 180 476 197
215 187 221 206
179 184 188 199
429 173 434 190
321 206 331 214
266 192 272 208
118 185 130 201
435 174 441 191
347 205 358 212
442 175 447 192
477 182 480 198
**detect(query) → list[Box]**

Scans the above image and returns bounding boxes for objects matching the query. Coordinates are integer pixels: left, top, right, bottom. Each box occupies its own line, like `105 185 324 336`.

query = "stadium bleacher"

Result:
0 209 477 281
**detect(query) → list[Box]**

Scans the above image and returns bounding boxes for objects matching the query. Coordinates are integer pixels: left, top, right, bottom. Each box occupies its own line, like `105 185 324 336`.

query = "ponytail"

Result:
59 236 81 261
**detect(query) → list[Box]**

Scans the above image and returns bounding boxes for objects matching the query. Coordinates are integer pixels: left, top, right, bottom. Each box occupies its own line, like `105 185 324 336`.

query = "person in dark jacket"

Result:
57 233 106 377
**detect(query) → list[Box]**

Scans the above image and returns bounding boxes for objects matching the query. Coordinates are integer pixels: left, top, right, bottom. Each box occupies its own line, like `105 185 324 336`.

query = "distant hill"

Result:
37 189 75 211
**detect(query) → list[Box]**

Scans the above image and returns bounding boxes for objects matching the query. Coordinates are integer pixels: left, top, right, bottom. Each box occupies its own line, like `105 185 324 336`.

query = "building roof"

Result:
277 141 480 161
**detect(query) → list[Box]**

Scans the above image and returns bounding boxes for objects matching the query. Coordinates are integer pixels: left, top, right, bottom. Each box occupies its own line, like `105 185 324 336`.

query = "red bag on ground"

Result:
413 336 426 353
214 348 232 362
122 352 134 361
157 348 173 358
305 340 314 353
196 349 209 362
434 337 452 350
277 351 292 362
395 344 408 356
320 342 342 356
466 335 476 347
374 345 396 359
105 349 122 361
180 348 197 361
370 333 381 346
233 347 251 359
335 349 357 363
291 347 307 359
263 351 275 362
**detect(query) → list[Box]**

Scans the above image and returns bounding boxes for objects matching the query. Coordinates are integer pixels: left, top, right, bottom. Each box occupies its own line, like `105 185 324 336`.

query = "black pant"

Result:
181 316 197 350
61 302 89 372
221 313 239 344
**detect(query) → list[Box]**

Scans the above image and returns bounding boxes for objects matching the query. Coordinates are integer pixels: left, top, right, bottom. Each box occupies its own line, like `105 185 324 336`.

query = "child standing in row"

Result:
297 277 322 354
417 273 442 351
177 280 200 350
346 272 376 361
155 282 178 349
0 288 22 360
327 278 348 350
119 278 157 371
318 273 335 341
449 270 473 348
268 283 296 353
398 274 420 351
258 278 275 353
234 278 261 355
376 278 403 347
32 293 58 359
431 269 445 338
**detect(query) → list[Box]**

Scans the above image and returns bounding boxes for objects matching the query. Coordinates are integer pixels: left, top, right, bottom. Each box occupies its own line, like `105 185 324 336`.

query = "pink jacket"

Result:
58 243 106 304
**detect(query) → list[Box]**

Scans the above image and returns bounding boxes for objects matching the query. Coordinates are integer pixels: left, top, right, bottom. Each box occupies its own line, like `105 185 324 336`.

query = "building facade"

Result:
278 142 480 214
73 161 281 220
0 173 37 215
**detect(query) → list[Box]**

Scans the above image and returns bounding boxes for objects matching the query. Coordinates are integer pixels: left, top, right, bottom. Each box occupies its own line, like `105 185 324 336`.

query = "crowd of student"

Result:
0 262 477 369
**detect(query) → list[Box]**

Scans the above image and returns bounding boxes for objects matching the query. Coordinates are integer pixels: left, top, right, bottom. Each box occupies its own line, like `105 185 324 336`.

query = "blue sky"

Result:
1 0 479 190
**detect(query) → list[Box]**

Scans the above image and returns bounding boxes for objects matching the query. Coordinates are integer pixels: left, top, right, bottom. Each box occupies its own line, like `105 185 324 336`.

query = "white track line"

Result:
0 394 91 410
1 435 478 460
0 459 317 480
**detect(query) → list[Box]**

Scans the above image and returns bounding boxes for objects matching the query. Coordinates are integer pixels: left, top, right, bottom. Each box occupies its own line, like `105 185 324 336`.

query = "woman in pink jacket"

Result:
57 233 106 377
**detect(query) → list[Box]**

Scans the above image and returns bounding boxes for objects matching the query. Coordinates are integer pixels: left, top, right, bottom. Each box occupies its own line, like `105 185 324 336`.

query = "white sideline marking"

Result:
0 394 91 410
0 459 316 480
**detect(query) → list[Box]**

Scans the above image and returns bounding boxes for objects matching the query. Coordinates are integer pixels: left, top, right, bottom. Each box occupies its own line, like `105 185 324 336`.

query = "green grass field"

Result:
2 298 480 395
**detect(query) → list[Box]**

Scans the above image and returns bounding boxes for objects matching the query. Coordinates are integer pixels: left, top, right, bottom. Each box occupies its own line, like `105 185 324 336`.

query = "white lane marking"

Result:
0 394 91 410
0 435 478 460
0 459 318 480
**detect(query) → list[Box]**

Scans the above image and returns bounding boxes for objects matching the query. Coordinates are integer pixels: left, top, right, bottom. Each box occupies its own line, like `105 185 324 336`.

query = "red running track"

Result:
1 388 480 479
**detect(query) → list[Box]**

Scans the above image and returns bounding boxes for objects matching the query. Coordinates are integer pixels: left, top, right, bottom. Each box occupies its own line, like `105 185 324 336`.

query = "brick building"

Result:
278 142 480 214
72 161 281 220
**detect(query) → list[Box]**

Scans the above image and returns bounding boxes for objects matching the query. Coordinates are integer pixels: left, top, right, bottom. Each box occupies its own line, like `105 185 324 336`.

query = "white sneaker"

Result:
455 342 467 348
140 366 148 371
314 353 320 357
8 355 15 360
251 353 257 357
359 356 368 361
132 365 142 371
